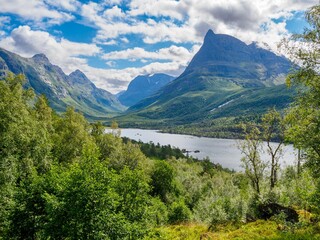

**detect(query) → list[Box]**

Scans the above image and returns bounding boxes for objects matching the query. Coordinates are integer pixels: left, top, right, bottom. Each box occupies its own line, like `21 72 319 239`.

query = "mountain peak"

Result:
68 69 94 86
204 29 215 41
205 29 215 36
70 69 86 78
118 73 175 107
32 53 50 64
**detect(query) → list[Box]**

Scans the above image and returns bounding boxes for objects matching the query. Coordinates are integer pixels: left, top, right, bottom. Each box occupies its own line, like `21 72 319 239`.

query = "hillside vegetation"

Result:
0 73 319 239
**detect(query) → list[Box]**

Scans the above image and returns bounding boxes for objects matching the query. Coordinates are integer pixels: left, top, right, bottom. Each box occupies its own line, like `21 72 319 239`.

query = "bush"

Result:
168 200 191 224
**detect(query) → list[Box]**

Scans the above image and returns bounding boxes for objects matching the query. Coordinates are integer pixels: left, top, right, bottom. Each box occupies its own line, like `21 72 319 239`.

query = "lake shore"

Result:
116 128 297 171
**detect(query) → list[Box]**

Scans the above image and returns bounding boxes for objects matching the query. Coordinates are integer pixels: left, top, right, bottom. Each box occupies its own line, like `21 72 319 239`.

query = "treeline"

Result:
122 138 185 160
123 138 232 173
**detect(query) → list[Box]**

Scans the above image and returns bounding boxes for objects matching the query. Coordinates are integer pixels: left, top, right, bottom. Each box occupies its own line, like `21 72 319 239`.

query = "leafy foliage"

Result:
284 4 320 178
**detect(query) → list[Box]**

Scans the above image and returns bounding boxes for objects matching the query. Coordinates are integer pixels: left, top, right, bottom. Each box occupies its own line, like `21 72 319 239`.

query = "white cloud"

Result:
0 25 191 93
129 0 186 21
44 0 81 12
102 45 198 62
103 6 126 20
0 0 73 24
82 61 187 94
103 0 123 6
95 39 117 45
81 2 197 44
81 0 317 49
0 0 317 94
90 45 201 93
0 26 101 74
106 60 117 67
0 16 10 25
120 37 129 43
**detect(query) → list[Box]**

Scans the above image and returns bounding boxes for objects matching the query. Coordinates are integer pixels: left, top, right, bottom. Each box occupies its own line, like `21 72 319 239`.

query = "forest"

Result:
0 4 319 240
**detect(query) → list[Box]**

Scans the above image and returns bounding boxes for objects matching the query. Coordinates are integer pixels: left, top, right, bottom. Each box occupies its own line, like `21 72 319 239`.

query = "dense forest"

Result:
0 4 319 240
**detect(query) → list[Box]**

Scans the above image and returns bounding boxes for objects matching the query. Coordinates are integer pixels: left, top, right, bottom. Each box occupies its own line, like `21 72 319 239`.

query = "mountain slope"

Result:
0 48 125 117
118 73 175 107
121 30 294 125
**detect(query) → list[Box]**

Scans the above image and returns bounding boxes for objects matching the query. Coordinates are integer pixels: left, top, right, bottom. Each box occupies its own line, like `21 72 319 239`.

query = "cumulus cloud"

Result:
0 25 194 93
0 0 74 24
0 16 10 25
44 0 81 12
82 60 188 93
102 45 197 62
80 0 317 48
103 6 126 20
129 0 187 21
106 60 117 67
81 2 197 44
0 26 100 74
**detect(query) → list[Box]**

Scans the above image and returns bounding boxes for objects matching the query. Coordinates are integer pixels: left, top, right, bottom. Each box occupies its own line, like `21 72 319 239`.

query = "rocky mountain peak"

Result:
204 29 215 41
32 53 50 64
69 69 86 78
68 69 94 86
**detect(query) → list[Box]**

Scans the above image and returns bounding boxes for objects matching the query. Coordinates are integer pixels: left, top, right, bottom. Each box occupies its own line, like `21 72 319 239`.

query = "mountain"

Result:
122 30 294 126
118 73 175 107
0 48 125 118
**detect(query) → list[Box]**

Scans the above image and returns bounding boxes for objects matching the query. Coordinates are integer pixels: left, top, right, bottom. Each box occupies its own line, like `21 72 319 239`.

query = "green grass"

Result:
144 220 320 240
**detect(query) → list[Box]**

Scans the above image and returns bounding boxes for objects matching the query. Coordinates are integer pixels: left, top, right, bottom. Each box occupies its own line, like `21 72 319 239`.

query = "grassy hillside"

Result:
111 83 296 138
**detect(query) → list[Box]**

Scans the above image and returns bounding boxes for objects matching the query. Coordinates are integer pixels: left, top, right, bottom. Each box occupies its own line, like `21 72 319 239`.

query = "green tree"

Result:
168 200 191 224
114 167 151 224
238 124 266 194
111 120 121 137
262 108 285 190
32 95 54 173
108 141 148 172
0 74 57 237
284 4 320 177
151 161 176 203
8 140 156 239
52 107 94 163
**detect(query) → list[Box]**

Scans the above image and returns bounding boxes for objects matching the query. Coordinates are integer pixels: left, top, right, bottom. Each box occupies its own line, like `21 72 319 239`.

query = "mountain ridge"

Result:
119 29 294 127
0 47 125 117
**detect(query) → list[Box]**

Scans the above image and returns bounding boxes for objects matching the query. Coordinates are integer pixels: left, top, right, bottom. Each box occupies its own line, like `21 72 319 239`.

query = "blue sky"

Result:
0 0 317 93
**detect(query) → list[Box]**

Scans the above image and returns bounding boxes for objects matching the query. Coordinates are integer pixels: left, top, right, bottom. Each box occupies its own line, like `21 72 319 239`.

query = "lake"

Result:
119 128 297 171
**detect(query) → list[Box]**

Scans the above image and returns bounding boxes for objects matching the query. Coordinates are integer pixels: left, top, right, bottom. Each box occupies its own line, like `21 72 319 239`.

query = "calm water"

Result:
119 128 297 171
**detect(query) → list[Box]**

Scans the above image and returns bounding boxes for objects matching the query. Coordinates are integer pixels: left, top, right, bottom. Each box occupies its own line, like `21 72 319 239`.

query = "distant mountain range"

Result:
118 73 175 107
0 29 296 129
0 48 124 118
122 30 294 126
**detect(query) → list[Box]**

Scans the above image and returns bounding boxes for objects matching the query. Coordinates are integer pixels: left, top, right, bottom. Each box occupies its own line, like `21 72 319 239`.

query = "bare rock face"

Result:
32 53 50 65
0 58 8 77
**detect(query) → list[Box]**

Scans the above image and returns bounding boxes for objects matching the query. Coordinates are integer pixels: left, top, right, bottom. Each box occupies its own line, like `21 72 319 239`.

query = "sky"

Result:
0 0 317 94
